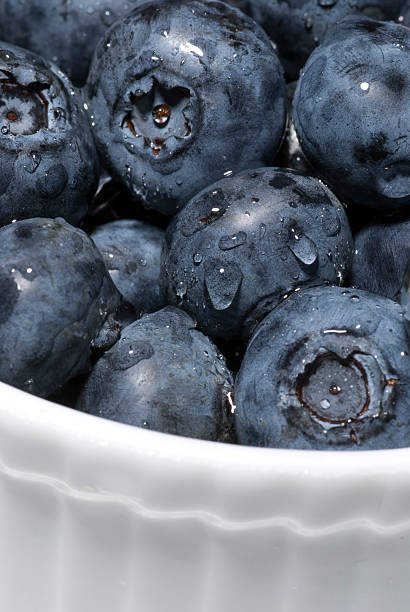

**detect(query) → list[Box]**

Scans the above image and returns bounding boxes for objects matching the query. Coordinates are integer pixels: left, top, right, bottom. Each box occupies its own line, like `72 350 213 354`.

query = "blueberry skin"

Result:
86 0 287 216
0 43 99 227
245 0 403 81
0 0 142 87
349 216 410 300
235 286 410 450
161 167 353 340
91 219 166 317
76 307 234 441
293 17 410 212
0 218 123 398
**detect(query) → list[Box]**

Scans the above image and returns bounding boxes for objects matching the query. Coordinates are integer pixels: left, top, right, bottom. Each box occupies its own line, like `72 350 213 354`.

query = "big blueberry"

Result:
245 0 403 81
161 167 353 340
0 218 123 397
235 286 410 449
0 42 99 227
76 307 234 441
86 0 286 216
91 219 166 317
293 17 410 212
0 0 143 86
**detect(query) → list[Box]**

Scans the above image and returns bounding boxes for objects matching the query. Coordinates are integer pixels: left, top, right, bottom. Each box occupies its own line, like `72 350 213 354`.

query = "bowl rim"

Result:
2 380 409 477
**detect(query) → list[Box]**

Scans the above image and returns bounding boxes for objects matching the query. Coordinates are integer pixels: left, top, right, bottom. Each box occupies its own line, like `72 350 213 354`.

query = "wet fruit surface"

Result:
293 17 410 212
161 167 353 340
0 42 99 227
235 286 410 449
86 0 286 215
76 307 234 441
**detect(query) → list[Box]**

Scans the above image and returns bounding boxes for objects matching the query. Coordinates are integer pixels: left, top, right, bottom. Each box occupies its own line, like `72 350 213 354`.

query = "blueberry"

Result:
0 0 143 87
161 167 353 340
349 215 410 299
91 219 166 317
76 307 234 441
0 218 123 397
235 286 410 449
293 17 410 212
86 0 286 216
0 42 99 227
245 0 404 81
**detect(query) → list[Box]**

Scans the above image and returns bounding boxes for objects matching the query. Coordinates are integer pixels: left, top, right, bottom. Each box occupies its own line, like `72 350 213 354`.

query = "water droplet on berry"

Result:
152 103 171 127
219 231 247 251
204 259 242 310
317 0 337 8
288 233 318 272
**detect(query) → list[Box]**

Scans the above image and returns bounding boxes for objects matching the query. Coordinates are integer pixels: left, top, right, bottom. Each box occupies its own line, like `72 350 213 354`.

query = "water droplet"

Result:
351 295 360 302
321 208 341 236
320 399 331 410
193 253 202 264
288 233 318 273
289 201 297 208
318 0 337 8
252 197 259 204
152 103 171 127
1 125 9 135
259 223 266 239
329 384 341 395
176 281 187 299
304 14 313 30
23 151 41 174
204 259 242 310
218 231 247 251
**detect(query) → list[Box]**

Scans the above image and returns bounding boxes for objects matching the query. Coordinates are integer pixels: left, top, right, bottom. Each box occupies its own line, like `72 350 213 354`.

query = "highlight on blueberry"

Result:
0 42 99 227
86 0 287 216
235 286 410 450
161 167 353 340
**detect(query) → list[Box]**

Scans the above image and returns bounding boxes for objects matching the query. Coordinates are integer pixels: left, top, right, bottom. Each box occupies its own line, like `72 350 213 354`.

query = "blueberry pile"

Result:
1 0 409 450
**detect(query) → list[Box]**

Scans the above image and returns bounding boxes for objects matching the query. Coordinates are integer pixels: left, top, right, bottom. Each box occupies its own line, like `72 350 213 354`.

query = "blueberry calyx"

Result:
120 76 193 157
0 70 50 136
296 351 371 426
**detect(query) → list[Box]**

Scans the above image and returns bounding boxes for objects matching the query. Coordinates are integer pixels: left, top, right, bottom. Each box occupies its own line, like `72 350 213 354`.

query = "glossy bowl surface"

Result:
1 382 410 611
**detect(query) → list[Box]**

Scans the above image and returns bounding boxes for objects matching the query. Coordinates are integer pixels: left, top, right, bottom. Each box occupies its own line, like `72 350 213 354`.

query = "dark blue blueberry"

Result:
161 167 353 340
91 219 166 317
349 216 410 299
0 42 99 227
245 0 403 81
86 0 286 216
76 307 234 441
0 0 143 86
293 17 410 212
235 286 410 449
0 218 123 398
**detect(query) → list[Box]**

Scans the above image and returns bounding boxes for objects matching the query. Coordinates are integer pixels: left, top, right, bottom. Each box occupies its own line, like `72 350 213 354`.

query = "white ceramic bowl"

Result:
1 381 410 611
